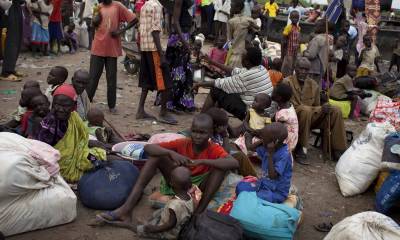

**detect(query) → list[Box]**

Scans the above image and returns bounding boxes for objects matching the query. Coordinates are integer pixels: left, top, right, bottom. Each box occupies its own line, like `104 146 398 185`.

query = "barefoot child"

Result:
71 69 91 120
235 93 272 154
86 107 121 147
281 10 300 77
28 0 53 57
95 114 238 224
63 22 78 53
271 83 298 152
357 35 380 77
236 122 292 203
45 66 68 101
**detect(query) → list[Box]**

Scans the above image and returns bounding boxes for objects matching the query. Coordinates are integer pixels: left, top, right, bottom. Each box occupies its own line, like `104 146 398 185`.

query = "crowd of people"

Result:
1 0 400 239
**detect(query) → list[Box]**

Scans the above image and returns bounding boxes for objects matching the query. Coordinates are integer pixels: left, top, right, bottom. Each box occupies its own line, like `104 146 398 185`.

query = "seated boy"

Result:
236 122 292 204
45 66 68 102
330 64 371 119
96 114 239 223
269 58 283 86
72 69 91 120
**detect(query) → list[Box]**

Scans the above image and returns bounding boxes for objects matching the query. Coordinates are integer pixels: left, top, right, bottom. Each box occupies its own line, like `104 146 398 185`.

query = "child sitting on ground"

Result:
205 37 228 78
98 166 194 239
236 122 292 204
357 35 380 77
330 64 371 119
45 66 68 101
2 83 42 130
271 83 298 152
269 58 284 86
63 22 78 54
86 107 121 148
25 94 50 138
16 87 43 135
235 93 272 154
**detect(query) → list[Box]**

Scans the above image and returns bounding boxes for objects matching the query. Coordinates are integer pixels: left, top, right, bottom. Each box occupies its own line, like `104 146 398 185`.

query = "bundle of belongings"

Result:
335 89 400 205
0 132 77 236
323 211 400 240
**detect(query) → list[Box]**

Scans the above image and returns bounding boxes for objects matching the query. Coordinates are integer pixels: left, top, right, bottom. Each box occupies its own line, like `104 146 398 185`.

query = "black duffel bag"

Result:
178 210 243 240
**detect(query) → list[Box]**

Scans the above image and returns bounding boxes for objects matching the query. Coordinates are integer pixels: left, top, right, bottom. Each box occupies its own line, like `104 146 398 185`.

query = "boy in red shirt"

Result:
97 114 239 224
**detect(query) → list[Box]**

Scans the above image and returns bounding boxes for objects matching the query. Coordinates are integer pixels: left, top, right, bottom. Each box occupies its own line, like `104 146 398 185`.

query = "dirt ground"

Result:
0 46 396 240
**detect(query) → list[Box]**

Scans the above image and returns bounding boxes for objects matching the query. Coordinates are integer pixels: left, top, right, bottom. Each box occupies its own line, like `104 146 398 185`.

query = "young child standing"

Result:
236 122 292 203
357 35 380 77
281 10 300 77
227 0 259 67
48 0 63 54
45 66 68 102
29 0 53 57
271 83 298 152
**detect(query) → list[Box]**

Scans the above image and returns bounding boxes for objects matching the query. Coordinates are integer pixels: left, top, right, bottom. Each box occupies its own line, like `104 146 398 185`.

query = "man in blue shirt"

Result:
236 122 292 203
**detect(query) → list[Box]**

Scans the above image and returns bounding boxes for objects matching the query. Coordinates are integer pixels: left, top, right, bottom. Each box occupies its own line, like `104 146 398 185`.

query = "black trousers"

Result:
2 2 22 76
87 55 118 108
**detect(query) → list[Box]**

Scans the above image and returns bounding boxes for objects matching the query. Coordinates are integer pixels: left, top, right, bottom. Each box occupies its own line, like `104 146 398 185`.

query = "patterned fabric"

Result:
365 0 380 41
37 111 69 146
283 24 300 57
139 0 163 52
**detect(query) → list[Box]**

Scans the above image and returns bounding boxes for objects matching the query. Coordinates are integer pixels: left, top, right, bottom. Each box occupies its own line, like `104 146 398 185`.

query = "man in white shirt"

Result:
79 0 98 49
195 46 273 120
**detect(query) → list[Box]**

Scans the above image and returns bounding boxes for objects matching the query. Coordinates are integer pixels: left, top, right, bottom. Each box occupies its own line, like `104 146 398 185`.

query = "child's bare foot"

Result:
96 209 131 224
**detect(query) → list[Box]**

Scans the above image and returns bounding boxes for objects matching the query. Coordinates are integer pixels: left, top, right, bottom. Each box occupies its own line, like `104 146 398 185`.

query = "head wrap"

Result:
53 84 77 101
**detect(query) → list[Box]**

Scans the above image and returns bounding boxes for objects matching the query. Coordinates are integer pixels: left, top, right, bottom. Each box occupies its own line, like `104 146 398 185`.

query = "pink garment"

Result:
148 133 186 144
209 47 228 64
27 139 61 176
275 105 299 152
234 135 259 155
91 1 136 57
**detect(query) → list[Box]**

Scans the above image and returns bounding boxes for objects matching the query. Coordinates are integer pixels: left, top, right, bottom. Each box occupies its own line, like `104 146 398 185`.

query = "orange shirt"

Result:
158 138 228 176
91 1 135 57
269 69 283 86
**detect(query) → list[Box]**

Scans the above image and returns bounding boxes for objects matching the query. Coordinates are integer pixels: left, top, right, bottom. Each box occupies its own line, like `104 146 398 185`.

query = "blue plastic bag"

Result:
230 191 300 240
376 170 400 214
78 160 139 210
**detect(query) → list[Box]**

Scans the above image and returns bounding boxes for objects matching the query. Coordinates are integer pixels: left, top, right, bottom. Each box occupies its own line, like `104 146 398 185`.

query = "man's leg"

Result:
325 106 347 153
105 57 118 110
101 155 176 222
87 55 105 101
86 18 94 50
196 168 226 214
295 105 314 156
201 93 216 113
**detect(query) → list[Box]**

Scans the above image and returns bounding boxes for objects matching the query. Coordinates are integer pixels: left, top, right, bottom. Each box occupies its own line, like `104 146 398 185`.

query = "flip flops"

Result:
0 74 22 82
314 222 333 232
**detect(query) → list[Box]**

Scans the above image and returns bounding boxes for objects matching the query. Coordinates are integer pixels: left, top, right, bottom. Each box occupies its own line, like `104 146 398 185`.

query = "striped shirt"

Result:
215 66 273 106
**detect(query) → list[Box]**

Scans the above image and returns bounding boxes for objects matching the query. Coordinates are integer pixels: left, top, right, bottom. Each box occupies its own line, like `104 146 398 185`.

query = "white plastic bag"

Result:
0 149 77 236
324 211 400 240
335 122 396 197
77 21 89 49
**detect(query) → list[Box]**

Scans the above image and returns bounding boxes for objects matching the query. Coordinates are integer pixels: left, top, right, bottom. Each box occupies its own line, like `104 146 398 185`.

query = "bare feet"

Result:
158 112 178 125
136 111 156 120
96 209 132 224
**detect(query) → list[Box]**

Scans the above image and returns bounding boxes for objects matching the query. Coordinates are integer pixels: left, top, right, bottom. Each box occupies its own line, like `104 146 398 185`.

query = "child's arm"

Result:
188 155 239 170
243 110 256 135
247 139 263 152
95 128 107 143
144 209 177 233
374 57 381 72
266 142 278 179
358 49 365 67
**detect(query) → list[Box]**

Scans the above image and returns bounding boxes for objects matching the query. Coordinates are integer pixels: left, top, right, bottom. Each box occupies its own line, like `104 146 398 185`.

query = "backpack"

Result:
178 210 244 240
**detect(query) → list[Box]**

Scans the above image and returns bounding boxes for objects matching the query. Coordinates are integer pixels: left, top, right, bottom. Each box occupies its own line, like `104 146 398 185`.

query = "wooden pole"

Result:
104 118 127 141
325 17 332 162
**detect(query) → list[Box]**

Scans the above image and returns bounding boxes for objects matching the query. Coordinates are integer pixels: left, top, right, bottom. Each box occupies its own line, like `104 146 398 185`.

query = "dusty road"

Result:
0 47 391 240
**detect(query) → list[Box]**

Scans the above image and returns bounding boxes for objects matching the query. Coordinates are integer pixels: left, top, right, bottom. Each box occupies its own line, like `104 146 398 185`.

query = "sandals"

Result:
0 74 22 82
314 222 333 232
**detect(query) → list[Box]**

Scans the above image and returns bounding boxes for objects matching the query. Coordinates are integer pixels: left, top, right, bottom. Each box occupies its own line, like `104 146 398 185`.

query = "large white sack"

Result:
324 211 400 240
0 152 77 236
335 122 396 197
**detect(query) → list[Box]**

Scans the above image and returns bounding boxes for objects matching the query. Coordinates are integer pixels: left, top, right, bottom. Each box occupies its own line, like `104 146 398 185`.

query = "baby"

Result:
86 107 121 147
235 93 272 154
45 66 69 102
